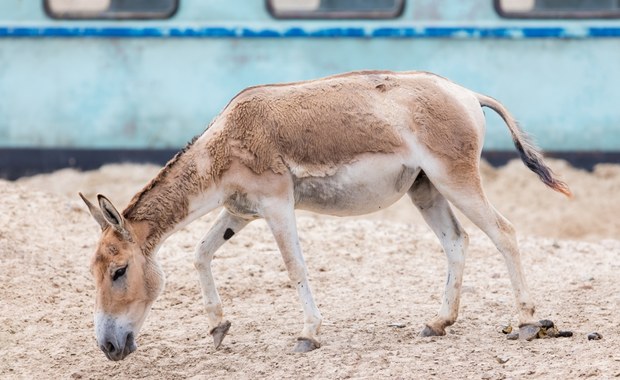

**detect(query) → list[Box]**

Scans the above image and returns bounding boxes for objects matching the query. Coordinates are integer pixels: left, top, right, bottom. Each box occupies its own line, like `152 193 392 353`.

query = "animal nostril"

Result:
105 341 116 354
126 332 137 351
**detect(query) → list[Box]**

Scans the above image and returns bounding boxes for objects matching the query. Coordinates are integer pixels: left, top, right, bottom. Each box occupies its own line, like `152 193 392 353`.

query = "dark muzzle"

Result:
100 332 137 361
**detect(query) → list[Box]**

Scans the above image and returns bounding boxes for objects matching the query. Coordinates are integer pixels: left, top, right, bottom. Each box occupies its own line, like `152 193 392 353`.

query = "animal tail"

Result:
476 93 572 198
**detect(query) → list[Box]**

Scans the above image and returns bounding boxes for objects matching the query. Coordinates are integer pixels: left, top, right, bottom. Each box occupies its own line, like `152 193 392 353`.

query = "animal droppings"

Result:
539 319 555 329
587 332 602 341
504 320 573 341
519 325 541 341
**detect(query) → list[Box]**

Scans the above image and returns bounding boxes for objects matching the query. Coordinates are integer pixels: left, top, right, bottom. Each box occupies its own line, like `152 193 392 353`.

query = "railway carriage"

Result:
1 0 619 178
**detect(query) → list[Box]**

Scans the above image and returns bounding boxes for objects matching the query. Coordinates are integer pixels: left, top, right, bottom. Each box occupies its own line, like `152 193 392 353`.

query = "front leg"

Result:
261 198 323 352
194 209 250 349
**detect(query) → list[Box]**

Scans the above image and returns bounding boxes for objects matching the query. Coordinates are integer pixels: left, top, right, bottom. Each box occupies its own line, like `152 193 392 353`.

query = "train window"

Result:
44 0 178 19
496 0 620 18
267 0 405 19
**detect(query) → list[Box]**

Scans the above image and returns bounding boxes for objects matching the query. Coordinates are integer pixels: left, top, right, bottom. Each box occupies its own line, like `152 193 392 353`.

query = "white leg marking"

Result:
194 209 250 331
430 173 538 327
261 197 323 348
409 174 469 335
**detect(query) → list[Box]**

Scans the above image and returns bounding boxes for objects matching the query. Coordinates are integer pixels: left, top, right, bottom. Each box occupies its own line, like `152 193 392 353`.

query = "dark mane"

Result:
122 134 200 219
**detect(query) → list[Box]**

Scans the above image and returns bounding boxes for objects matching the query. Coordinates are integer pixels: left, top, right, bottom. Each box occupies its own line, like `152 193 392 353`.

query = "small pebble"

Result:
388 323 406 328
501 325 512 334
495 355 510 364
558 330 573 337
506 332 519 340
588 332 602 341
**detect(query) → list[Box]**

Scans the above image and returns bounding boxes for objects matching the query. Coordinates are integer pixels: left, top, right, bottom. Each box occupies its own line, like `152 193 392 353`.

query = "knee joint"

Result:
497 217 516 237
194 253 213 272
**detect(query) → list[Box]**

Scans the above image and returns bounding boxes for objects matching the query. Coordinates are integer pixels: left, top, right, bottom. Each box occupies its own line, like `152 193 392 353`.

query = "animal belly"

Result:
293 159 420 217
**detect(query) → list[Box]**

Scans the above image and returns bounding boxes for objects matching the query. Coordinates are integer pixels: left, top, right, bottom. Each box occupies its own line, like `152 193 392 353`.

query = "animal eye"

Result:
113 266 127 281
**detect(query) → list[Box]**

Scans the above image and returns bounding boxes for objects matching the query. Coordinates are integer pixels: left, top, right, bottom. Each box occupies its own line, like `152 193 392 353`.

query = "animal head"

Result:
80 193 164 361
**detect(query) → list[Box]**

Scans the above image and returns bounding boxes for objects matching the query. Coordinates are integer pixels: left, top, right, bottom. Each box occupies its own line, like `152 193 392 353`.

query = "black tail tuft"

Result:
478 93 572 198
513 138 572 198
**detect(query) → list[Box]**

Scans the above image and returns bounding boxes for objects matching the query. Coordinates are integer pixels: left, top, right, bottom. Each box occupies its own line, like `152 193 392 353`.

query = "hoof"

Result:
293 338 320 353
211 320 231 349
420 325 446 337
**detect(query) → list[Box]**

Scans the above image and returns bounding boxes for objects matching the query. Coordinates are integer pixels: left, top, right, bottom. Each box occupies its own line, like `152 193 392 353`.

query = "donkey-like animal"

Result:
81 70 570 361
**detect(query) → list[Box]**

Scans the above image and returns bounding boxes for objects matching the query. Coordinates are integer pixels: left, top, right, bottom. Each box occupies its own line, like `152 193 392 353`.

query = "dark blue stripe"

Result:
522 27 566 38
0 26 619 38
588 27 620 37
168 27 235 37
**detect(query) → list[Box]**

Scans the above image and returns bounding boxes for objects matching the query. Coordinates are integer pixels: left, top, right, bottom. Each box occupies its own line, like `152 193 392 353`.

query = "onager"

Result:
80 70 571 361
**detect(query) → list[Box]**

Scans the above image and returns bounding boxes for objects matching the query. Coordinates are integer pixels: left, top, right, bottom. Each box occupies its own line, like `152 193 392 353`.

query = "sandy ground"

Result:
1 159 619 379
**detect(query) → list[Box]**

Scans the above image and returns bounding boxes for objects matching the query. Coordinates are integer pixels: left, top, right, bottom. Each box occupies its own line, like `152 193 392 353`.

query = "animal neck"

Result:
122 145 219 255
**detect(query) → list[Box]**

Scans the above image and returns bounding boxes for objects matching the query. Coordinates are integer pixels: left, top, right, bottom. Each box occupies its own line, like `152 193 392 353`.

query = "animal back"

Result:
213 82 404 178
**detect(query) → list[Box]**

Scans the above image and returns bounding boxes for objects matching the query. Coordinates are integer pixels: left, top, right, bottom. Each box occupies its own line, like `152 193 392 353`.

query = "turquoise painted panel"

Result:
0 0 619 151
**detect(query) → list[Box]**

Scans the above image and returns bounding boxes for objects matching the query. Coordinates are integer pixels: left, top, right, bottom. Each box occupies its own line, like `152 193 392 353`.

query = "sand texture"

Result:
1 159 619 379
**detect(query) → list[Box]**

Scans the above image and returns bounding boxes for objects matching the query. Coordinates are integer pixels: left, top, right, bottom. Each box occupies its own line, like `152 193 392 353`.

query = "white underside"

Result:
292 145 421 217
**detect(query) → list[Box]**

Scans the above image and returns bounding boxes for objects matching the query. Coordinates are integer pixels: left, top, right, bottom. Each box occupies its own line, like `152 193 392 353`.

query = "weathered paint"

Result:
0 0 619 152
2 25 620 38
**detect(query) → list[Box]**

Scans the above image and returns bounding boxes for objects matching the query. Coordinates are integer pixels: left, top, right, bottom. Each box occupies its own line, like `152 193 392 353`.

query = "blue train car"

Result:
1 0 619 178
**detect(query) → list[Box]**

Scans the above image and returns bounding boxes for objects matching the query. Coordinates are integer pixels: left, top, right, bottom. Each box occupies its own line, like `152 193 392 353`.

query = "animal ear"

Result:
79 192 108 230
96 194 133 241
97 194 124 228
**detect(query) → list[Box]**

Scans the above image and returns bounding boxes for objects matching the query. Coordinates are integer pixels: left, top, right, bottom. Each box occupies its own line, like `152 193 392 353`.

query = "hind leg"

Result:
409 172 469 336
425 165 539 331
